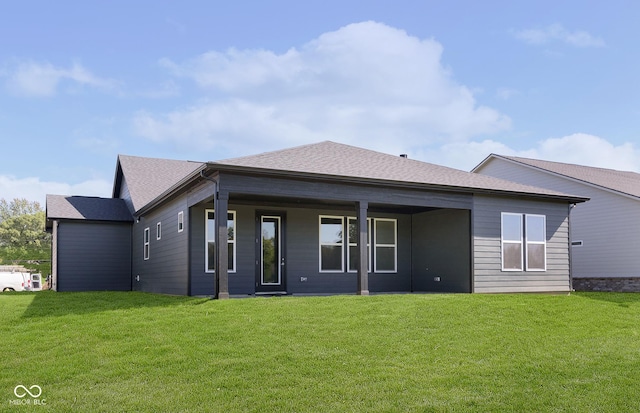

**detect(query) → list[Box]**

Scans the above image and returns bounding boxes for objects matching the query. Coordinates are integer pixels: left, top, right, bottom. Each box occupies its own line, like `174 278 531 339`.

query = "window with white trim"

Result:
501 213 546 271
205 210 236 273
143 227 150 260
156 222 162 240
347 217 371 272
501 213 523 271
178 211 184 232
525 214 546 271
319 216 344 272
374 218 397 272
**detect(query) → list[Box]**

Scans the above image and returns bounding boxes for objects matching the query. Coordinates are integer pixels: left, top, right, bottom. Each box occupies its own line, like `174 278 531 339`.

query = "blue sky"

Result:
1 0 639 204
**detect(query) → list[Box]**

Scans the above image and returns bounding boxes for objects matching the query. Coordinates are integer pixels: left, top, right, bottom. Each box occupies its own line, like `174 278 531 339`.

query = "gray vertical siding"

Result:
51 220 58 291
411 209 471 292
477 159 640 278
472 194 571 293
132 195 189 295
57 221 131 291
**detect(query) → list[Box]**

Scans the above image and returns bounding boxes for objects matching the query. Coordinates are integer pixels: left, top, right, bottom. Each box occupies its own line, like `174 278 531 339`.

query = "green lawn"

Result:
1 291 639 412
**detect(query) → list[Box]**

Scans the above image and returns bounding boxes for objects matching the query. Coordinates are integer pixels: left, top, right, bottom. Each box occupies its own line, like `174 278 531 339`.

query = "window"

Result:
374 219 397 272
347 217 371 272
501 213 546 271
501 213 523 271
143 227 150 260
319 216 344 272
526 214 546 271
178 211 184 232
156 222 162 240
571 240 583 247
205 210 236 273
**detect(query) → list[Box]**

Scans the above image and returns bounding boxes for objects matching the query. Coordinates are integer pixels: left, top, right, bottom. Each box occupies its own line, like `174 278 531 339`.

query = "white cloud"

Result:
421 133 640 173
138 21 510 155
0 175 112 206
514 24 605 48
525 133 640 171
4 60 117 97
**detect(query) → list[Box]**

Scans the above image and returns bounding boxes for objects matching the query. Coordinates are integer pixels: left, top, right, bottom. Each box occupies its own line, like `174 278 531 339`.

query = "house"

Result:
473 154 640 292
45 141 587 297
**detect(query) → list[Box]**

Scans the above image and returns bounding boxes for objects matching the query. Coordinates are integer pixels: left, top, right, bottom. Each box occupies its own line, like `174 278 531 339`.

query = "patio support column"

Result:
357 201 369 296
215 191 230 299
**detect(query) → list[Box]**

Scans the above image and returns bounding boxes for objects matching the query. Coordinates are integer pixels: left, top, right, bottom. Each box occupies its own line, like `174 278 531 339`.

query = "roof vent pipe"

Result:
399 154 408 158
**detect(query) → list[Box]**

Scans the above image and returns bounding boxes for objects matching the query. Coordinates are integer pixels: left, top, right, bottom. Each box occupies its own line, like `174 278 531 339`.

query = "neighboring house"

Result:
473 154 640 292
45 141 587 297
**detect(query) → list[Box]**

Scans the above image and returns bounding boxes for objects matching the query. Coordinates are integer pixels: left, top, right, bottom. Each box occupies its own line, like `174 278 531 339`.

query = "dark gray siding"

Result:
132 195 189 295
189 203 413 296
57 221 131 291
411 209 471 292
472 195 571 293
221 173 473 210
189 203 256 296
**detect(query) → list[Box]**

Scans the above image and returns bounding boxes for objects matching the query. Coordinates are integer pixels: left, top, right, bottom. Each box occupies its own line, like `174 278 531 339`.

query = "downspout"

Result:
568 203 575 292
200 170 218 299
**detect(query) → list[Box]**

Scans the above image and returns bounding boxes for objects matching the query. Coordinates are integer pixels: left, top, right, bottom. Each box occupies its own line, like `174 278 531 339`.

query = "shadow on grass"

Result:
21 291 209 318
572 291 640 307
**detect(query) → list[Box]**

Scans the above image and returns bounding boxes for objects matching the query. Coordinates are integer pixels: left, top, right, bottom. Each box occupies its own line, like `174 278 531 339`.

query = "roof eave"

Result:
208 163 589 204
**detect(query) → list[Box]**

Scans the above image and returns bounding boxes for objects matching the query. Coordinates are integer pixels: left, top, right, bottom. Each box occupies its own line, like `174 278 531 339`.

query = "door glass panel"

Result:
262 218 280 285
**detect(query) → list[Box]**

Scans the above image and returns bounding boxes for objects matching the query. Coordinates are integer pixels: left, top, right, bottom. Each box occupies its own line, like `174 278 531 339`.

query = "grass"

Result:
1 291 639 412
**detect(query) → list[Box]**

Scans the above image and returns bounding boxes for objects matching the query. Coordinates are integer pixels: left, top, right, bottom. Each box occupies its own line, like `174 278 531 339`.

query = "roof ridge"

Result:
213 140 335 163
118 153 204 164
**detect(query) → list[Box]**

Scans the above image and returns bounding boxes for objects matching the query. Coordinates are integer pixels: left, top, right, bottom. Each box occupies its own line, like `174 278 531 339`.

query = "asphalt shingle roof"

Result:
490 155 640 199
116 155 204 212
214 141 586 200
46 195 133 223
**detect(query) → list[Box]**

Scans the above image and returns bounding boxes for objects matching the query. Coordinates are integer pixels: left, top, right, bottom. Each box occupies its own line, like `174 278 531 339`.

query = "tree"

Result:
0 198 51 275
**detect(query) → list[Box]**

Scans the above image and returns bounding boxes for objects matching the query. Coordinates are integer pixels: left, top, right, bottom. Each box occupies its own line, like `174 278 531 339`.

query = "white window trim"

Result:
178 211 184 232
156 222 162 240
525 214 547 272
501 212 523 272
347 217 371 273
205 209 236 274
319 215 344 273
143 227 150 261
373 218 397 273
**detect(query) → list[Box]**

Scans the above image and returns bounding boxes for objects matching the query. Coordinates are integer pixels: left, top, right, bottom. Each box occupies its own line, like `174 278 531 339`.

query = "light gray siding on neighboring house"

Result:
477 160 640 278
411 209 471 292
472 195 570 293
132 195 189 295
56 221 131 291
